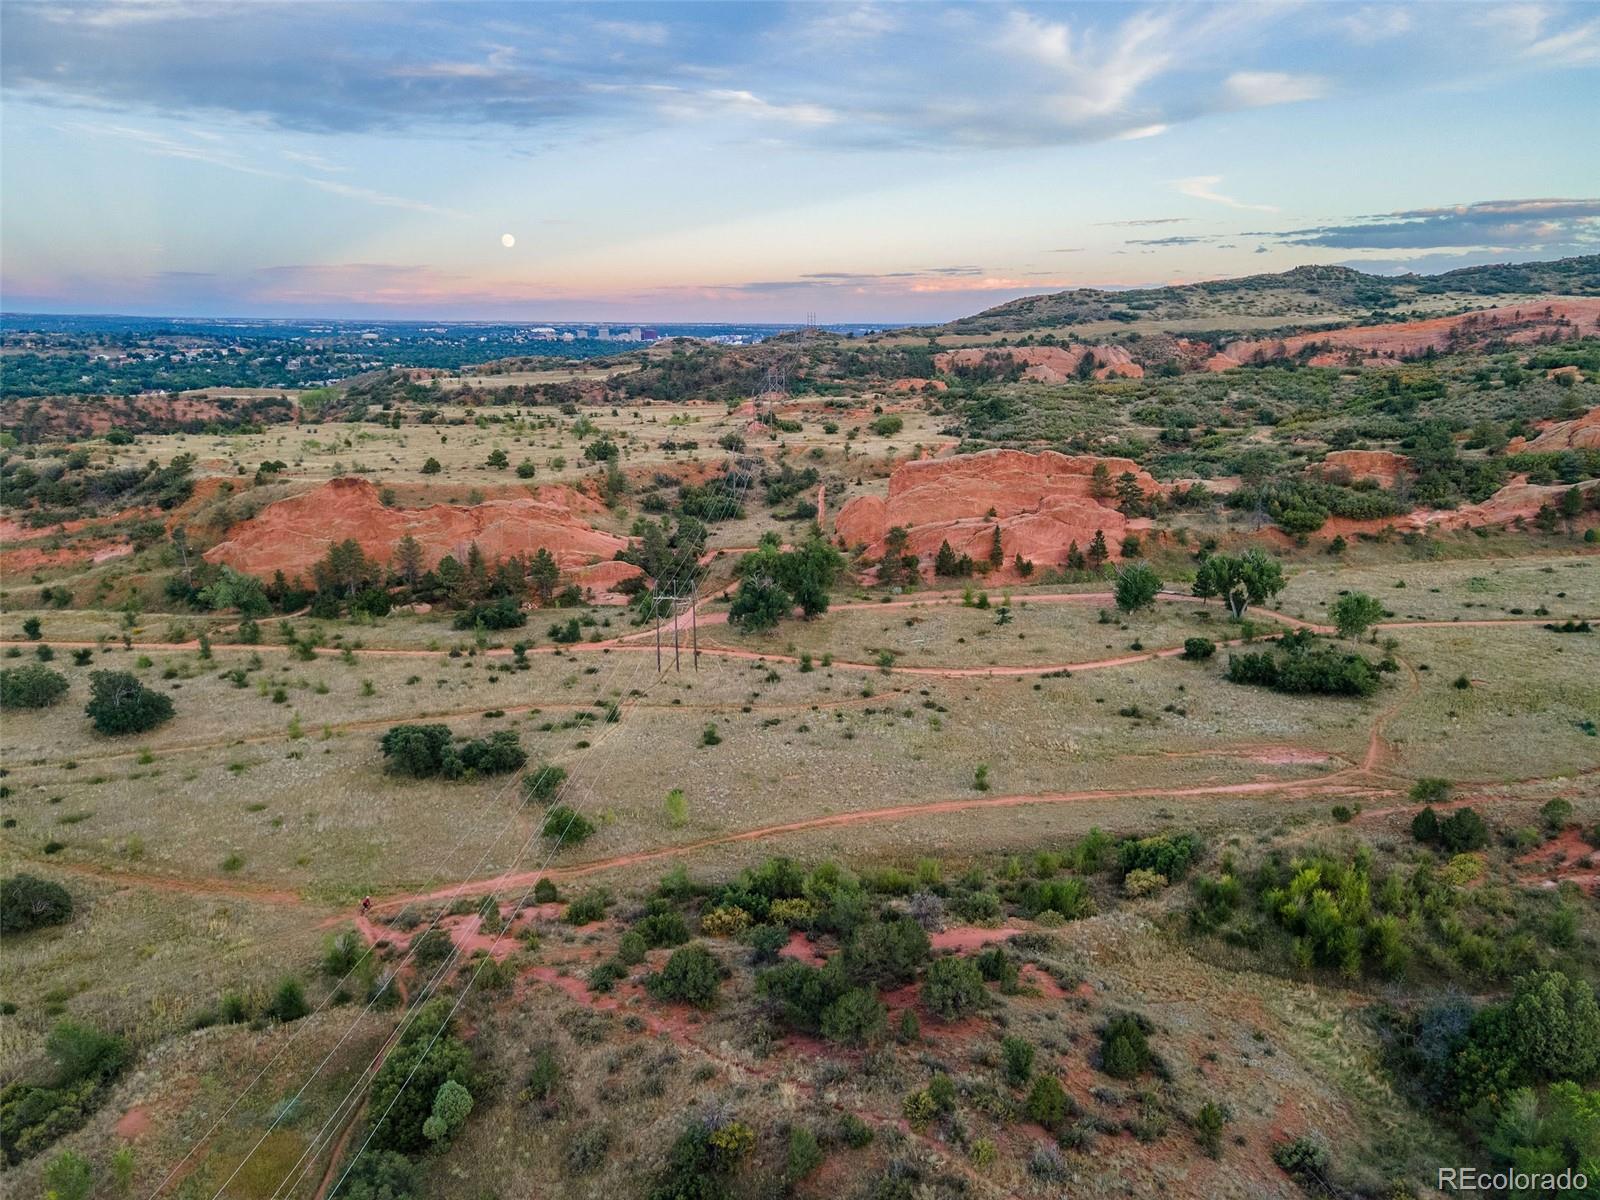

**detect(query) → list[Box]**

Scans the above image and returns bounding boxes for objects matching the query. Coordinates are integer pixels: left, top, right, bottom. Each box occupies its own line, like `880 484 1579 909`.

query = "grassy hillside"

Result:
938 256 1600 335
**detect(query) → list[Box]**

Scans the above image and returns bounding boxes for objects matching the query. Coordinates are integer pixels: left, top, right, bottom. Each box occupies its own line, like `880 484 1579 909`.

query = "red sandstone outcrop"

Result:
1320 450 1411 487
887 377 947 392
1216 300 1600 368
934 345 1143 382
1508 406 1600 453
834 449 1155 572
1412 477 1599 531
205 477 629 578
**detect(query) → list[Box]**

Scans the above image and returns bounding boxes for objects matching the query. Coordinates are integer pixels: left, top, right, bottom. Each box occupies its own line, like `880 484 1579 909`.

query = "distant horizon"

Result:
0 311 874 329
4 249 1594 329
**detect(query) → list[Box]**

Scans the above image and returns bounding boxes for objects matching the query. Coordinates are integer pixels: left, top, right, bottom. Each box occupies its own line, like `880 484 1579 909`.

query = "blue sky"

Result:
2 0 1597 322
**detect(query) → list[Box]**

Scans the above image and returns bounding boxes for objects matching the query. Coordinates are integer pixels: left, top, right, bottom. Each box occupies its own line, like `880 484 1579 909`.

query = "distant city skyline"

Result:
2 1 1597 322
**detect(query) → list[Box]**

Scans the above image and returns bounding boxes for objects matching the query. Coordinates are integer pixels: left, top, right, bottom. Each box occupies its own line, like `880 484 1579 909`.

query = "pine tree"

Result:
529 548 560 605
1115 472 1145 516
1065 541 1086 570
934 540 961 577
1087 529 1109 570
394 535 425 596
465 542 490 601
880 526 911 587
988 525 1004 568
436 555 469 607
1090 461 1114 499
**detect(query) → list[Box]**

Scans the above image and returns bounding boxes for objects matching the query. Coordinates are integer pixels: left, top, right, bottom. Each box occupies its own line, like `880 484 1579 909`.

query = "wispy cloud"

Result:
1480 4 1600 65
1173 176 1279 213
1336 5 1414 43
1275 197 1600 249
1221 71 1326 109
65 119 455 214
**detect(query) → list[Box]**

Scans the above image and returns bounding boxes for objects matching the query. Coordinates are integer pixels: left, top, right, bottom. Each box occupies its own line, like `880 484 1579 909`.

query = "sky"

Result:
1 0 1597 323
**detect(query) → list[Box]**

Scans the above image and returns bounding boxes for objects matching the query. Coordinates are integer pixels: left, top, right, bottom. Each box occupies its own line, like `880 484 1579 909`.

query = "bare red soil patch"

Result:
834 448 1155 575
205 477 639 596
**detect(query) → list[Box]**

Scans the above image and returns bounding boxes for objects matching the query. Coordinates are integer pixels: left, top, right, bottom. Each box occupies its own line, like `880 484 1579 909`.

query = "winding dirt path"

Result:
373 776 1390 913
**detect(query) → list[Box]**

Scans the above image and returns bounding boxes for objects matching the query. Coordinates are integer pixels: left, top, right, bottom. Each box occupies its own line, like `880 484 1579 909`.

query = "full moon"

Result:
500 233 516 248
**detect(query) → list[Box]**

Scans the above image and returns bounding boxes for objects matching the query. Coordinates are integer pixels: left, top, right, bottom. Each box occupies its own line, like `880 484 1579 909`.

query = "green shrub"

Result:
1439 807 1489 853
1411 777 1452 805
564 889 610 925
647 1119 751 1200
1272 1135 1331 1189
85 671 173 735
1001 1034 1035 1086
1100 1014 1151 1079
41 1150 93 1200
921 956 987 1020
1118 832 1201 881
616 931 648 966
367 1000 472 1153
0 1020 129 1164
1540 798 1574 831
1024 1073 1069 1129
524 765 568 803
646 944 722 1008
1449 970 1600 1109
787 1126 824 1180
266 978 310 1022
635 906 690 949
540 804 595 846
841 916 930 988
456 730 525 775
1181 637 1216 661
1194 1101 1227 1158
46 1020 128 1085
974 945 1019 991
1226 632 1378 697
1021 878 1093 920
526 1044 560 1102
819 987 888 1045
421 1079 473 1144
381 724 524 779
0 664 69 710
0 874 73 933
452 597 526 631
337 1150 418 1200
758 960 846 1034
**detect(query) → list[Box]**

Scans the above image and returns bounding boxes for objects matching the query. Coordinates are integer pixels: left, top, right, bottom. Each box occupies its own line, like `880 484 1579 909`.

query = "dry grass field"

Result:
4 363 1597 1200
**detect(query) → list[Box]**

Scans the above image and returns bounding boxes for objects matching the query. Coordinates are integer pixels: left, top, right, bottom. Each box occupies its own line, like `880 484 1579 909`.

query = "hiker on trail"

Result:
361 896 372 916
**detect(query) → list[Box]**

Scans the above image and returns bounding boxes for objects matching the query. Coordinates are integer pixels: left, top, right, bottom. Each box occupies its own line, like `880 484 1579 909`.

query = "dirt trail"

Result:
13 857 303 906
375 777 1390 913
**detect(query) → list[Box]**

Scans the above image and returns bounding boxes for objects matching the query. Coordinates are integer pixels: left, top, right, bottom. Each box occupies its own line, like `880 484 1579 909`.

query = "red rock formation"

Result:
887 377 948 392
1413 477 1599 531
1217 299 1600 368
934 345 1143 382
1320 450 1411 487
571 559 645 603
1509 406 1600 453
834 449 1155 573
204 477 629 578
